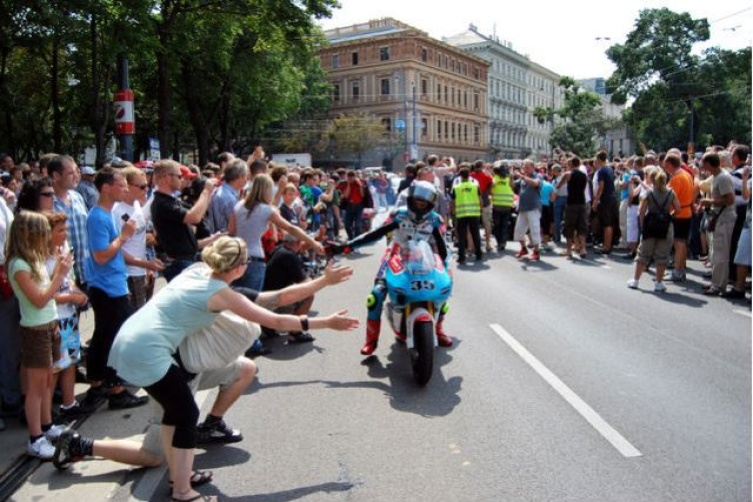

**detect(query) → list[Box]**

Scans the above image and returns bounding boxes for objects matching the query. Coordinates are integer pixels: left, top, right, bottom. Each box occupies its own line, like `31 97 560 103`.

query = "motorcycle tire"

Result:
410 320 434 386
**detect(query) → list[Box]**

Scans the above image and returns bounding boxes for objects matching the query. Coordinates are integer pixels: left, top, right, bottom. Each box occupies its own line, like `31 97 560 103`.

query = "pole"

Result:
403 72 408 161
116 53 134 161
411 81 417 160
688 99 694 154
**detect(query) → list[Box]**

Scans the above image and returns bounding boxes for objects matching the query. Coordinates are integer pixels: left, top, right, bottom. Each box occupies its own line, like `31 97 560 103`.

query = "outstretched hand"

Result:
327 309 359 331
323 261 354 286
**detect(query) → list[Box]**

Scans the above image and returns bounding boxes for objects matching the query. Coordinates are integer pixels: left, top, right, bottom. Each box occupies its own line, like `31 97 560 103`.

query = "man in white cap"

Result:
75 165 99 210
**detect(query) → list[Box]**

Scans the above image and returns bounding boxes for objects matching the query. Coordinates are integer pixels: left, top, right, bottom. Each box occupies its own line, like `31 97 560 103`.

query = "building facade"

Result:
319 19 490 170
445 25 563 161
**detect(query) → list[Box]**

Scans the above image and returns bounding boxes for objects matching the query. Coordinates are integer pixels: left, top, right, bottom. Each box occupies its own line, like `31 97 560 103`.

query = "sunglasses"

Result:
40 192 55 197
130 183 148 190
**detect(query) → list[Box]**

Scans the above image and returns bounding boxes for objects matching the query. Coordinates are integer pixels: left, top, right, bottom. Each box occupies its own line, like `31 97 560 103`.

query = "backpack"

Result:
642 190 672 239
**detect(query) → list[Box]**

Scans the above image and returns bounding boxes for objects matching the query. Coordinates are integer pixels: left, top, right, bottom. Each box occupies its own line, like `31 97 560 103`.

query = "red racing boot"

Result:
360 319 381 355
435 316 453 347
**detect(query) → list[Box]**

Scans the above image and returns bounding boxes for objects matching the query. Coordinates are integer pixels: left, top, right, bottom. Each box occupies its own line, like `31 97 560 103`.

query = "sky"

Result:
318 0 751 79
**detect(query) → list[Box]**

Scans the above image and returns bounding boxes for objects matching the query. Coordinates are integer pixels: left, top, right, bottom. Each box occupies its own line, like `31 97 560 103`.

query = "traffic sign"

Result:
395 119 406 130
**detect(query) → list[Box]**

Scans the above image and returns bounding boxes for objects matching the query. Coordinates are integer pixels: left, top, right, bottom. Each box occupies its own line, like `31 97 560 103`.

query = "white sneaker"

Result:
45 424 67 442
626 279 639 289
28 436 55 459
654 282 667 293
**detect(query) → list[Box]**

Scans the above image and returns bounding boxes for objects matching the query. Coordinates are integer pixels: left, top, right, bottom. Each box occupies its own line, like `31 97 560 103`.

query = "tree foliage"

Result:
0 0 338 164
606 8 750 150
533 77 620 157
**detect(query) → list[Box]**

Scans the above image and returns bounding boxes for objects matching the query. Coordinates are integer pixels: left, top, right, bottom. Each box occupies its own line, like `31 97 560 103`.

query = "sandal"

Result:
168 470 213 493
170 495 217 502
288 332 316 344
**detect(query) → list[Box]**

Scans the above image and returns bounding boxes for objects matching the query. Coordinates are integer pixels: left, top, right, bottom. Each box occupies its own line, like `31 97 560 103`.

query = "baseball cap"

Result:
81 166 95 175
180 165 197 179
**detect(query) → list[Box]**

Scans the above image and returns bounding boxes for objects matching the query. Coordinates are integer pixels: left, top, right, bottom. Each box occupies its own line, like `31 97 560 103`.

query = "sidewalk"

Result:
0 305 212 501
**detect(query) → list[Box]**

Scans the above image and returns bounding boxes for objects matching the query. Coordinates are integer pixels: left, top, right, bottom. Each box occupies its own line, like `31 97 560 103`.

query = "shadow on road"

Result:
196 480 358 502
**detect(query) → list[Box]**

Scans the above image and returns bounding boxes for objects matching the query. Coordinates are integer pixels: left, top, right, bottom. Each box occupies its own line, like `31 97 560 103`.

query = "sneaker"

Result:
53 428 82 469
45 423 67 442
515 248 528 259
530 250 540 261
58 402 93 421
108 390 149 410
28 435 55 459
245 338 272 358
665 271 686 283
721 288 747 299
654 282 667 293
288 332 315 344
196 419 243 445
627 279 639 289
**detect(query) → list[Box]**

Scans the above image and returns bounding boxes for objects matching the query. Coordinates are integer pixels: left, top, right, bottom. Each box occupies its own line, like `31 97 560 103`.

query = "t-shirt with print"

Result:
112 200 149 277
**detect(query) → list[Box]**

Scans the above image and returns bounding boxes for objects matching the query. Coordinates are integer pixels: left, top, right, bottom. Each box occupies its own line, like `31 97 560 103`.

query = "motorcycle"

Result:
383 240 453 386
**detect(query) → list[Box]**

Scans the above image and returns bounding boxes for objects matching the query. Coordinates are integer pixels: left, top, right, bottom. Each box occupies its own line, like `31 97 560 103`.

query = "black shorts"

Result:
597 199 618 228
563 204 588 239
672 218 691 240
540 205 553 235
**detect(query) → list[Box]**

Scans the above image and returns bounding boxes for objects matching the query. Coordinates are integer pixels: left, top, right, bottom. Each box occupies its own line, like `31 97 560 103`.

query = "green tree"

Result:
533 77 619 157
319 114 386 167
603 8 750 150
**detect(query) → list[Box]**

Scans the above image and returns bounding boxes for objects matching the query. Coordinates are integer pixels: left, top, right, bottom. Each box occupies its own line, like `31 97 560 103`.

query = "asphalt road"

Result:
8 222 749 502
174 237 751 502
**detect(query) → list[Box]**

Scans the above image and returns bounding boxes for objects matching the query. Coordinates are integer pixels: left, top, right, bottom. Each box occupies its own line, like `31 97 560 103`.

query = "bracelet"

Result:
299 315 309 332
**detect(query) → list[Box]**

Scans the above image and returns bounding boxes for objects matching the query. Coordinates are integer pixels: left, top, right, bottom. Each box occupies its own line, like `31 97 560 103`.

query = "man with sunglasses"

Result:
112 166 165 310
151 160 217 282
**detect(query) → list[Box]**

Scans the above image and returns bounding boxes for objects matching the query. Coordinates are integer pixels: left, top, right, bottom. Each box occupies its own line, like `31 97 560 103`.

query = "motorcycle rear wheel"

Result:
410 321 434 386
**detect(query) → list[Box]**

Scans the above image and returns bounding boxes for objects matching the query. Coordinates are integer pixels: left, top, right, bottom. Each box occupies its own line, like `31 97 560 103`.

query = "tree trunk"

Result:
180 59 209 166
51 35 62 153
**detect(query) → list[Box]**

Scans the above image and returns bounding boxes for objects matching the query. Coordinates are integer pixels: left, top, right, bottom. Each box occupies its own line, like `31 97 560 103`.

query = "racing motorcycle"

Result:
383 240 453 385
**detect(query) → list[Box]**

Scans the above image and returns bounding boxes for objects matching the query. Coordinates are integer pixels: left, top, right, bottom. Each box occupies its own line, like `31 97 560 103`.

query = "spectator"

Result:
592 151 619 255
81 167 148 411
627 169 680 292
562 156 589 259
727 164 751 299
470 160 494 252
6 211 71 458
112 167 165 310
0 191 19 429
513 159 543 261
107 236 357 502
490 161 514 251
699 152 737 296
342 170 366 240
49 155 90 290
664 153 695 282
43 212 90 420
151 160 218 282
75 166 99 210
16 178 54 213
206 158 247 234
551 164 568 244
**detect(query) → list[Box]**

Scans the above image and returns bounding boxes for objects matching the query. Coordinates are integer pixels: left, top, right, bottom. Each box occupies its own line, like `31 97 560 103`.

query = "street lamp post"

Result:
411 81 417 161
394 72 408 163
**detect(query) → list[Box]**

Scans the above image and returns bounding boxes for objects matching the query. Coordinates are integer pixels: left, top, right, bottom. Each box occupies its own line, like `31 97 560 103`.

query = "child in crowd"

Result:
44 212 89 420
6 211 71 458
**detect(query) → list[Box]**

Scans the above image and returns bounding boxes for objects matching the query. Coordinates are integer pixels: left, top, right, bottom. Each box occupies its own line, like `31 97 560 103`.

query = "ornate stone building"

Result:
319 18 489 170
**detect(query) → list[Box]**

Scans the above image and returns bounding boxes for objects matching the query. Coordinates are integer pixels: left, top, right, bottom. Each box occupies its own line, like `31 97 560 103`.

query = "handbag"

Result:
178 311 260 374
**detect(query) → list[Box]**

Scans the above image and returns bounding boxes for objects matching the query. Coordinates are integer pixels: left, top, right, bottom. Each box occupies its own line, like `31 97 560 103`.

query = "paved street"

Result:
8 235 751 502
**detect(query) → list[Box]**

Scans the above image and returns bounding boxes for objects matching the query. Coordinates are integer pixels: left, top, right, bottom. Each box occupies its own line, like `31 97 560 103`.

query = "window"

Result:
421 118 428 137
421 79 428 96
380 78 390 96
351 80 360 100
473 92 479 111
464 124 469 143
451 123 456 141
379 46 390 61
437 119 442 140
444 120 449 139
352 52 359 65
474 125 480 144
421 48 428 62
382 118 392 133
332 54 340 69
333 84 340 102
436 83 441 101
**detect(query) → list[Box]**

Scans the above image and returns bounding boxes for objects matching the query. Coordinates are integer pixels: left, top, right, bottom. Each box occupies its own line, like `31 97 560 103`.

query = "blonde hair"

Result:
5 211 51 282
242 174 273 215
122 166 145 185
201 236 248 274
652 169 669 192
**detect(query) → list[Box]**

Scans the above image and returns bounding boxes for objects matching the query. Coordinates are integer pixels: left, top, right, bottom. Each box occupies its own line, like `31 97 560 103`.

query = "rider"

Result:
333 181 452 355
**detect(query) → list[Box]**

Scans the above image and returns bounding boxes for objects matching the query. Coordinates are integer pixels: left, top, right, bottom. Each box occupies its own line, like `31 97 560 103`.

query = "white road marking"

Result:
733 309 751 318
490 323 643 458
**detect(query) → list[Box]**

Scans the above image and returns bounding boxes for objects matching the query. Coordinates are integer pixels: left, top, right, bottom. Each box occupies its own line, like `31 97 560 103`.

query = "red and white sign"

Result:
114 89 135 135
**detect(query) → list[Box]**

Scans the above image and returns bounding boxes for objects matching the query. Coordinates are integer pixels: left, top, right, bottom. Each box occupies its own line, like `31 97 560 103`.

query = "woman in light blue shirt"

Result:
109 236 356 502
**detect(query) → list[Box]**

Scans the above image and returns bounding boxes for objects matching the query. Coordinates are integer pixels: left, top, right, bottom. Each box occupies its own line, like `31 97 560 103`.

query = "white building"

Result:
444 25 563 160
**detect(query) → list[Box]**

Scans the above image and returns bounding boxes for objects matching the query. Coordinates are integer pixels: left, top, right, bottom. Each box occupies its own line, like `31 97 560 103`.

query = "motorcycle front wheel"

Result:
410 320 434 386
